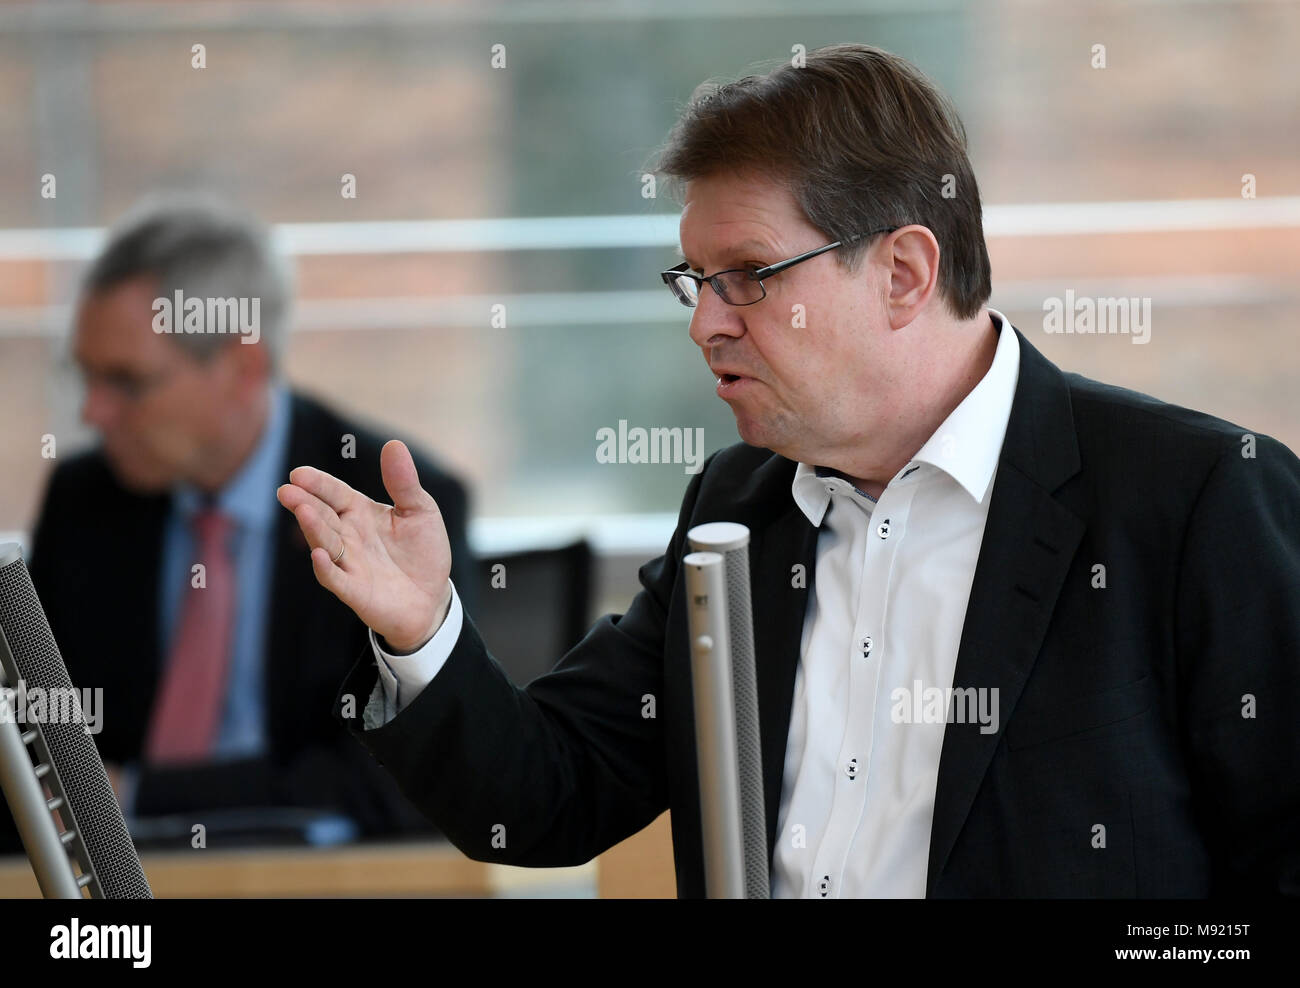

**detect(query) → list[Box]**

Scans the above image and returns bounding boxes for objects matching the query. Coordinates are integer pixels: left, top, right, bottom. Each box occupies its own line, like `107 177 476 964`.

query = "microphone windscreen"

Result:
687 523 768 899
0 544 151 898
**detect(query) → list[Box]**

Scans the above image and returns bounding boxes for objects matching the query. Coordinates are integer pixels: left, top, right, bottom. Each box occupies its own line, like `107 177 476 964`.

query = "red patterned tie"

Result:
144 506 236 765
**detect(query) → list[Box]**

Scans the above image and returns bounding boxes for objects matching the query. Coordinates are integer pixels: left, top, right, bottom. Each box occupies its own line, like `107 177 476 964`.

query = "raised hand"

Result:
276 440 454 653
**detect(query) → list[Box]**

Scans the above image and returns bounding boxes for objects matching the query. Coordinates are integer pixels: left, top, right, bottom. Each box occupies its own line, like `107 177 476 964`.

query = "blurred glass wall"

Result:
1 0 1296 532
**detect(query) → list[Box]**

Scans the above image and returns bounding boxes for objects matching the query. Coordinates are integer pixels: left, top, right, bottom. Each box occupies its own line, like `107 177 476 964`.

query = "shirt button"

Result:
846 757 858 780
819 875 831 897
877 518 891 539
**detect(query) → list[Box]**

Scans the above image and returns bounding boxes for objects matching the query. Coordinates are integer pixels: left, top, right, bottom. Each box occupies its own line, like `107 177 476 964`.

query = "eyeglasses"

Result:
73 363 173 403
660 226 900 308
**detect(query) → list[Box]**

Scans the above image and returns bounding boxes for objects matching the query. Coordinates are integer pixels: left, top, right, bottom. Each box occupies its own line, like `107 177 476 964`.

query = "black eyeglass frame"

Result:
660 225 902 308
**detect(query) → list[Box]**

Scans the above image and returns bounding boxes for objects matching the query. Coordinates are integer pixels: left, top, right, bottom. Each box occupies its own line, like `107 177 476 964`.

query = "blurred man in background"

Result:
1 195 473 854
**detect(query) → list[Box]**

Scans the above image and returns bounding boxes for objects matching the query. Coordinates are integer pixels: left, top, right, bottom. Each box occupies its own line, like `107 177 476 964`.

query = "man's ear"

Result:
885 226 941 328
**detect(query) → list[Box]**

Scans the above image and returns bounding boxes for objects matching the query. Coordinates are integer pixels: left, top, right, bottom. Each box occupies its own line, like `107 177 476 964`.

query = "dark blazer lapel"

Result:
123 490 168 693
265 393 315 725
751 504 819 862
925 328 1085 895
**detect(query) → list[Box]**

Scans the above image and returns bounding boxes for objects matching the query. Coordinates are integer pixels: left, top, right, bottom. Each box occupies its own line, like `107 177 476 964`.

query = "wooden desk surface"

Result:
0 811 675 898
0 841 592 898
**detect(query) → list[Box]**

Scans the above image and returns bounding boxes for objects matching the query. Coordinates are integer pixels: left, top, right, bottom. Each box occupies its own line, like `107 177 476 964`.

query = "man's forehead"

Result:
73 281 170 363
678 174 799 264
681 190 791 228
676 237 779 272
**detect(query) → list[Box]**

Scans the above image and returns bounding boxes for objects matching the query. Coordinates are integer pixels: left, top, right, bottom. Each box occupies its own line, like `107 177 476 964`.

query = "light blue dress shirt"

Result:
156 383 291 760
130 384 359 845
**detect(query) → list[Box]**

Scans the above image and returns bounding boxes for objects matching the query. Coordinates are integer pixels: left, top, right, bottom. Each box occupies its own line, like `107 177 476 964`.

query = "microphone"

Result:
0 543 151 898
683 551 744 897
686 522 768 899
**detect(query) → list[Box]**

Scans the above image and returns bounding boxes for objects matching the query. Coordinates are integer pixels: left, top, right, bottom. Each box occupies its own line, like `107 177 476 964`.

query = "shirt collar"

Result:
792 463 875 527
911 307 1020 503
791 308 1021 526
173 382 292 530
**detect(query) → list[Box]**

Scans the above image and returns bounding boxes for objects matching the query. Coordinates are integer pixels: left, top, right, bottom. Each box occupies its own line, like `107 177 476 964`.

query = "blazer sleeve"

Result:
1175 433 1300 895
329 455 713 867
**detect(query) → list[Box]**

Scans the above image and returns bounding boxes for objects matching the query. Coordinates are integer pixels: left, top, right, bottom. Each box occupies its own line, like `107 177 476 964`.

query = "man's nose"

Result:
80 380 118 431
687 282 745 350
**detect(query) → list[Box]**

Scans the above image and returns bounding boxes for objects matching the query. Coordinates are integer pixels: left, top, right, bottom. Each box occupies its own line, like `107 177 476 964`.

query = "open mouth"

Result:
719 373 740 385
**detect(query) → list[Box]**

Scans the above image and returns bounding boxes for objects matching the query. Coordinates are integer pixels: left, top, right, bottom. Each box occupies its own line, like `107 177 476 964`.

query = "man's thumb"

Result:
380 440 429 511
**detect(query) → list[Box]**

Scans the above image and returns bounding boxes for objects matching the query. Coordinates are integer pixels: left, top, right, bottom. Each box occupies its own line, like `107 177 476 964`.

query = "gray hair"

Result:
81 193 294 373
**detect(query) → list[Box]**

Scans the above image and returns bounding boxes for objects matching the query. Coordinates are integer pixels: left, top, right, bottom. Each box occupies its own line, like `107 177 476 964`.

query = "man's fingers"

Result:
287 464 359 514
380 440 434 514
290 500 345 560
276 481 334 517
280 486 353 601
309 545 351 599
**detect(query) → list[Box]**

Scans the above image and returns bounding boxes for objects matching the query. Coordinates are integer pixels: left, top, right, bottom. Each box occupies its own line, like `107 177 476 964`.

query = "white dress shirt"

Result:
773 310 1019 897
367 309 1021 897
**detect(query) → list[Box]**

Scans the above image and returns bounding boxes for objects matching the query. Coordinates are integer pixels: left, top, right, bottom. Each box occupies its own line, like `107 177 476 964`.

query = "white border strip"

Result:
0 197 1296 261
469 513 677 556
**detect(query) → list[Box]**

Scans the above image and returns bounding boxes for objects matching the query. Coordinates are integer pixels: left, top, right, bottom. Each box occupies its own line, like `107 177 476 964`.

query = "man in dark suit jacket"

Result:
277 45 1299 896
305 318 1299 897
24 390 471 833
0 196 472 854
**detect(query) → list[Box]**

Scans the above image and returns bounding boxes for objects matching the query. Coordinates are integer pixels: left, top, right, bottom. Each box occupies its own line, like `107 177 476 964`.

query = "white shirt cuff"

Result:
367 581 464 719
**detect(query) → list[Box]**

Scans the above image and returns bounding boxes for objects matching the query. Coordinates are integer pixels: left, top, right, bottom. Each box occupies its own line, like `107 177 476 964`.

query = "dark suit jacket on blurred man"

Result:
0 194 474 855
0 389 472 855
